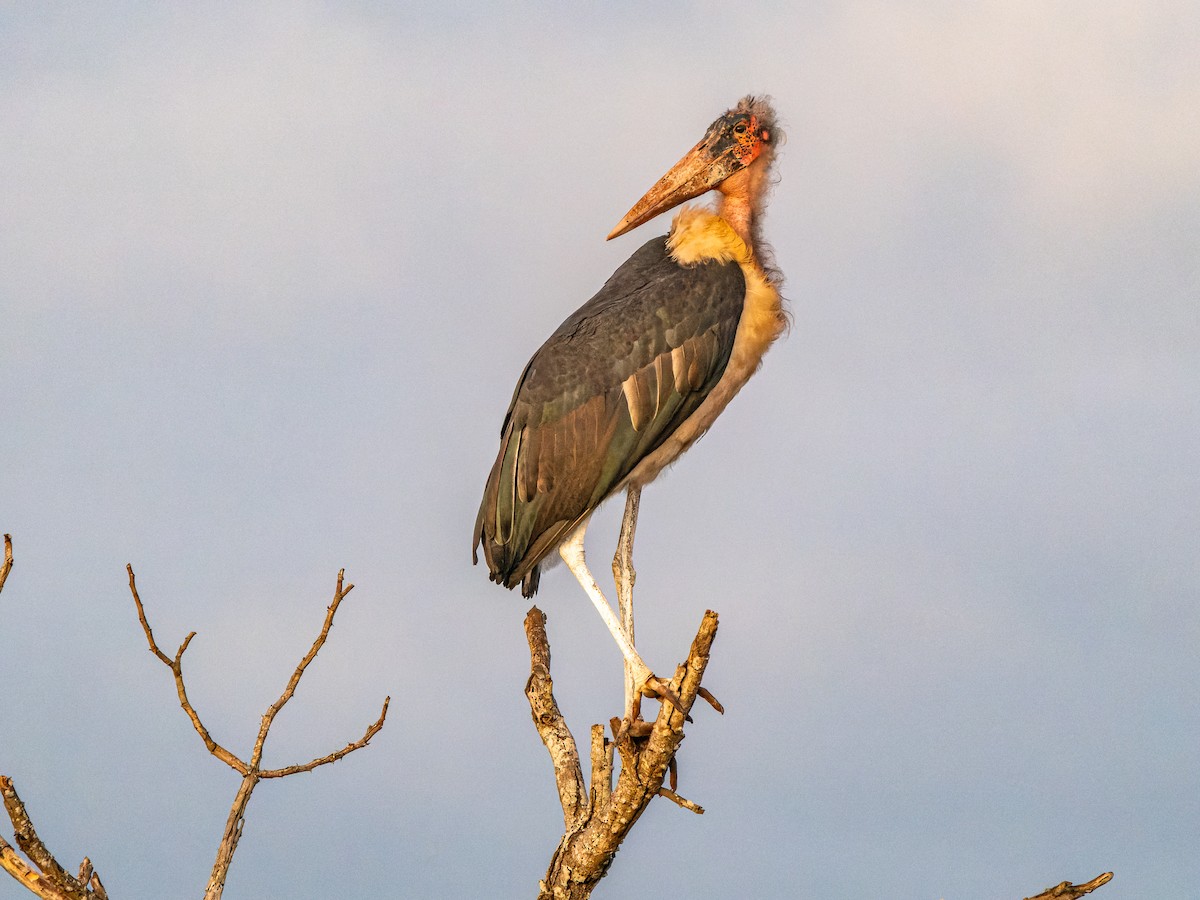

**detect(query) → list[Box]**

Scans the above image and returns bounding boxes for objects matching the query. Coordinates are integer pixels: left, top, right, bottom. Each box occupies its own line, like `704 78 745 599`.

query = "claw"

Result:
697 686 724 714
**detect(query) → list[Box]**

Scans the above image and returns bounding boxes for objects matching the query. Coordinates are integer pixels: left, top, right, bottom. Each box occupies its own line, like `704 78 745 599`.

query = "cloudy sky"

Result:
2 3 1197 897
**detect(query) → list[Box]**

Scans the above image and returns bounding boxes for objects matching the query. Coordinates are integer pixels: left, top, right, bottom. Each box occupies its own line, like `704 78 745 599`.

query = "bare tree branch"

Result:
0 776 107 900
1 777 77 892
0 534 13 596
203 774 256 900
259 697 391 778
1024 872 1114 900
524 606 720 899
655 786 703 815
524 608 587 827
126 565 389 900
128 565 247 774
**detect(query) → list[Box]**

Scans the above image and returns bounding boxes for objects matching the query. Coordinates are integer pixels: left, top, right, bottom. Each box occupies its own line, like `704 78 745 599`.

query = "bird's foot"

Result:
628 663 686 719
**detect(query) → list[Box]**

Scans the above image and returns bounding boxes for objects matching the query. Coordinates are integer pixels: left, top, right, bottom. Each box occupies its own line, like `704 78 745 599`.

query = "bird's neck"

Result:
715 160 770 256
716 193 755 250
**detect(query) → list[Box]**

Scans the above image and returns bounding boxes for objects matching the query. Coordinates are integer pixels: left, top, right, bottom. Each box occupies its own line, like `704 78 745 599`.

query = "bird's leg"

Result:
560 518 682 717
612 485 642 720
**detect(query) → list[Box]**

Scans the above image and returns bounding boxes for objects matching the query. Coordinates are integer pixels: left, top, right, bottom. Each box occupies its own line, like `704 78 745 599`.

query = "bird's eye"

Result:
734 122 747 135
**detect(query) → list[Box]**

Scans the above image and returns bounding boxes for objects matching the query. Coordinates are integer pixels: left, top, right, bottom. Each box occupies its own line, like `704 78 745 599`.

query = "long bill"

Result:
607 133 745 241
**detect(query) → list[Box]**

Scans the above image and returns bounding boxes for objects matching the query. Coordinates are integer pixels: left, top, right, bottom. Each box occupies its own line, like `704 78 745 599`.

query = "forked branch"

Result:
524 606 720 899
126 565 389 900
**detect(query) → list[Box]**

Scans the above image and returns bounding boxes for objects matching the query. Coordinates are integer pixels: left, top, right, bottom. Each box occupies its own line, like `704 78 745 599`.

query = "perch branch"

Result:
611 487 641 718
525 605 721 899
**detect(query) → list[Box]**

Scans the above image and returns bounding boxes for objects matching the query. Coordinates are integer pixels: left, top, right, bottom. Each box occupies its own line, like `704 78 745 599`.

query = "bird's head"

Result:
607 96 779 241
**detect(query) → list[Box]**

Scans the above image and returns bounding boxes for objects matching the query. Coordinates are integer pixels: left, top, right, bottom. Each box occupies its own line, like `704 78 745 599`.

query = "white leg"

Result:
559 519 653 688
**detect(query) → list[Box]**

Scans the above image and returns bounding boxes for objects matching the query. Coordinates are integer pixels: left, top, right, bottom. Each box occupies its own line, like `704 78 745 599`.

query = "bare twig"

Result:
249 571 354 770
127 565 389 900
587 725 613 821
1024 872 1114 900
524 606 721 899
0 539 106 900
128 565 247 773
259 697 391 778
0 534 14 596
656 787 703 815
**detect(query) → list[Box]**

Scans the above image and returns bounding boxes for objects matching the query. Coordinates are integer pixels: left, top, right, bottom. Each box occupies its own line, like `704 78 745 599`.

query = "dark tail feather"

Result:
521 565 540 598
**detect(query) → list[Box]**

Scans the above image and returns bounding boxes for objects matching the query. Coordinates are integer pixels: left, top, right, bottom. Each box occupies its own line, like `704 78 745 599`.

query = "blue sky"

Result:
2 3 1198 897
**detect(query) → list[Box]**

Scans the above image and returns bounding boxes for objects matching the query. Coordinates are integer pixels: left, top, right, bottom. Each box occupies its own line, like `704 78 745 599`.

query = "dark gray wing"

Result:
474 235 745 595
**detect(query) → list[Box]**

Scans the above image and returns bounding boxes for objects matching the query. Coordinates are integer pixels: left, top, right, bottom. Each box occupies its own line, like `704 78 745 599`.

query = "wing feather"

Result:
474 234 745 595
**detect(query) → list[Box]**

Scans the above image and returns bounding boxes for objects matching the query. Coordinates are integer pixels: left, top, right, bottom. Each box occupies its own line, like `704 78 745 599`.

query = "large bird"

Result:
474 96 785 703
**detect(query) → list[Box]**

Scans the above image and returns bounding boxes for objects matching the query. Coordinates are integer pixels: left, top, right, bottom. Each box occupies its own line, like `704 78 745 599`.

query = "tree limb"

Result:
249 570 354 770
128 565 247 774
524 606 720 899
259 697 390 779
1024 872 1113 900
0 776 108 900
524 608 587 827
0 534 13 596
126 565 389 900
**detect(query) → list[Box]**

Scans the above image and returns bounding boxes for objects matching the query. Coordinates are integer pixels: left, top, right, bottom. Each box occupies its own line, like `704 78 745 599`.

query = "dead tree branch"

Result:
127 565 390 900
0 777 108 900
1024 872 1113 900
0 534 13 595
524 605 719 899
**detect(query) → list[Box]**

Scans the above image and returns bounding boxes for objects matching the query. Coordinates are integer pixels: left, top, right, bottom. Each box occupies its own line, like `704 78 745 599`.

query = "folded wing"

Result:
474 235 746 596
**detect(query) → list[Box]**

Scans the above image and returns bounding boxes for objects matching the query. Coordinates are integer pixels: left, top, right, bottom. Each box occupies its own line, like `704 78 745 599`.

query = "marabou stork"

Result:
474 96 785 705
